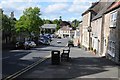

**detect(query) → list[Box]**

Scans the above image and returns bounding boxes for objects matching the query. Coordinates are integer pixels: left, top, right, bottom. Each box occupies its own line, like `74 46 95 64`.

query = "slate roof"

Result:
82 2 99 16
60 26 71 30
92 0 115 21
106 0 120 13
41 24 57 29
60 21 72 27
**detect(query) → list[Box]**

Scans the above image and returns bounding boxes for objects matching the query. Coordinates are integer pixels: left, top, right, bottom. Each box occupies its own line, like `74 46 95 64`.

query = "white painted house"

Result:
56 25 72 38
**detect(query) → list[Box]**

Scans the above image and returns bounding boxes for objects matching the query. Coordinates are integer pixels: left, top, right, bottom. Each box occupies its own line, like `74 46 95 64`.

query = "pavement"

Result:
18 47 119 80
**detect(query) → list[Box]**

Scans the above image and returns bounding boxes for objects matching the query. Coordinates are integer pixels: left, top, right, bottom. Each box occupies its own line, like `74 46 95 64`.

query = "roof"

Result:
92 0 115 21
41 24 57 29
60 21 72 27
82 2 99 16
106 0 120 13
60 26 71 31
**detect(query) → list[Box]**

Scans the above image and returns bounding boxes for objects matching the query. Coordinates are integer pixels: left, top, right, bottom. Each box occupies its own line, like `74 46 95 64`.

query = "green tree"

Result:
72 19 80 28
9 17 17 43
1 12 11 43
43 19 52 24
0 9 17 44
52 19 60 30
16 7 43 39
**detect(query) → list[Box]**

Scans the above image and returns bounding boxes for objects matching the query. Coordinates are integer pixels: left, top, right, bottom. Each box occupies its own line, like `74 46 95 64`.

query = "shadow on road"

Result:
2 50 44 79
18 56 118 79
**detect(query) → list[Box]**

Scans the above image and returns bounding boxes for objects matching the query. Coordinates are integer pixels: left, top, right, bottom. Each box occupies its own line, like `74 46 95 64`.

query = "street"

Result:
18 47 119 79
1 1 120 80
2 37 119 79
2 38 69 78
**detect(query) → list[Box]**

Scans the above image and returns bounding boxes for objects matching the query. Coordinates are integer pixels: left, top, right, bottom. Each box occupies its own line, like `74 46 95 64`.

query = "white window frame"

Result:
108 40 116 57
110 11 117 28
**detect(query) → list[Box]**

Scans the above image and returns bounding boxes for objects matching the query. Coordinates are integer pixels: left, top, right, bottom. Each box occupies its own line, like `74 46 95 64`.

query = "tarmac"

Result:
18 47 119 80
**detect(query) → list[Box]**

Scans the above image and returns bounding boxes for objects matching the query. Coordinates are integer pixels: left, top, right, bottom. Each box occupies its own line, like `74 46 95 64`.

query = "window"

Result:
108 40 116 57
110 12 117 28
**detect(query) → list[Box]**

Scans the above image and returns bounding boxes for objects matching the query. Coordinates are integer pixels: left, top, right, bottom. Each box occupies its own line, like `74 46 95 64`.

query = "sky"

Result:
0 0 99 21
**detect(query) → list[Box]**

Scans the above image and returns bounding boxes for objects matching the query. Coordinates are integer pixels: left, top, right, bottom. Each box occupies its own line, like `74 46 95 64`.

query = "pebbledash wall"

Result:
105 7 120 64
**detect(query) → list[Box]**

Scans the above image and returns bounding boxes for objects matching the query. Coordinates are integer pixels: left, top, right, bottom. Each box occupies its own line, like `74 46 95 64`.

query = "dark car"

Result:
16 41 24 49
15 41 30 49
68 40 74 47
39 38 50 45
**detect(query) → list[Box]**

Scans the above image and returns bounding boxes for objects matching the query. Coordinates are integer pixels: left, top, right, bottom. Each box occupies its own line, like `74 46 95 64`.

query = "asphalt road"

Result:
18 47 119 79
2 38 70 78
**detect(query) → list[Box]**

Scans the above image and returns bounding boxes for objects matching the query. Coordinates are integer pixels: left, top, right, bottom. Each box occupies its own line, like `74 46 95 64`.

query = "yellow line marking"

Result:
4 58 47 80
4 44 68 80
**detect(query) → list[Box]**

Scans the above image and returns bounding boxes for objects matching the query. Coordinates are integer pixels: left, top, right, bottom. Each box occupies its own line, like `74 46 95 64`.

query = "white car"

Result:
27 41 36 48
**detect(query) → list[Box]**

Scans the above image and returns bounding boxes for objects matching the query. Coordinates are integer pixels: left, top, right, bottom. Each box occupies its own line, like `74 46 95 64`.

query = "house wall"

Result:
91 18 102 54
82 12 91 49
79 22 83 45
73 29 80 46
106 8 120 64
57 29 71 38
103 13 111 57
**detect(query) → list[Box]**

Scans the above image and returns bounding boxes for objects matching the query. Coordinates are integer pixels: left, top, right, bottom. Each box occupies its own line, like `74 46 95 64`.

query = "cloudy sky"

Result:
0 0 99 21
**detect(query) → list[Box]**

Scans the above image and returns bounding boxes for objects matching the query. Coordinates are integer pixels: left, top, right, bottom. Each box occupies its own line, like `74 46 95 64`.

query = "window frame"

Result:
110 11 117 28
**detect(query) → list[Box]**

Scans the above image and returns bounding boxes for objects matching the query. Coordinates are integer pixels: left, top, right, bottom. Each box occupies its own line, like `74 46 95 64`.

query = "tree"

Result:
16 7 43 40
72 19 80 28
0 9 17 44
52 19 60 30
1 12 11 43
9 17 17 43
43 19 52 24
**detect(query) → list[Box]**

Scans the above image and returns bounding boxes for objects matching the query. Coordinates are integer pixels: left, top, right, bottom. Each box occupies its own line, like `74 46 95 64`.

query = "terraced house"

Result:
81 0 120 64
104 0 120 64
91 0 115 56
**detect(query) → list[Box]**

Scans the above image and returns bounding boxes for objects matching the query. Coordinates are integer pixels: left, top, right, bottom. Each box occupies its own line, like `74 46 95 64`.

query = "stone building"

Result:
104 1 120 64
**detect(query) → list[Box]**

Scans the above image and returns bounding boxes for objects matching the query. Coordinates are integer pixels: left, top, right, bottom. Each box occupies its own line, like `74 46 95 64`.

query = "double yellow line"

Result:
3 47 66 80
3 40 69 80
3 57 49 80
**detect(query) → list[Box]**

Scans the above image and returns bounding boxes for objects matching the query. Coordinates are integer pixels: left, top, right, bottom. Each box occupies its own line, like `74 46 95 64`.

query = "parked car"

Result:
16 41 30 49
39 38 50 45
24 41 30 49
40 35 51 42
27 41 36 48
15 41 24 49
44 34 52 41
67 40 74 47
